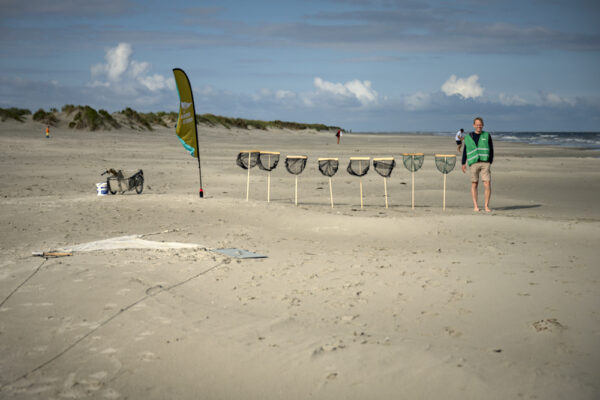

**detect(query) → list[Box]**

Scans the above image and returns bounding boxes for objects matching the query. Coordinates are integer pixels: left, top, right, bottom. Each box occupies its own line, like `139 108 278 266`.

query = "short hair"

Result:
473 117 484 125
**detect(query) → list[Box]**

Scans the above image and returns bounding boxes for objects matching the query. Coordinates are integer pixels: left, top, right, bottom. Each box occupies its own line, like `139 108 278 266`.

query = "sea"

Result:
434 131 600 150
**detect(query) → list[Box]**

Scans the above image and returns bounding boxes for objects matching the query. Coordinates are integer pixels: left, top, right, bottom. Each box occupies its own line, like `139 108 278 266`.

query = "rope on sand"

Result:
0 259 226 391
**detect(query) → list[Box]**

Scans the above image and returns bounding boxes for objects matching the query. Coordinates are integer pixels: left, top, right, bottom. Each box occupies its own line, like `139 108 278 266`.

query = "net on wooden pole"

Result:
285 155 307 205
347 157 370 208
318 158 338 208
402 153 424 209
434 154 457 211
373 157 395 208
237 150 260 201
258 151 280 203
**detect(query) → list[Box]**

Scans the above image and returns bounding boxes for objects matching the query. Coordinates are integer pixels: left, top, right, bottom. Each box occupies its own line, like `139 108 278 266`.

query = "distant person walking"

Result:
455 128 464 152
336 129 343 144
461 117 494 212
45 125 50 139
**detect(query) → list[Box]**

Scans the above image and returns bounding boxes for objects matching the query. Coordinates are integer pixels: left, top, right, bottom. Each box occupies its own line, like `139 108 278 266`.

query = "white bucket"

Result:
96 182 108 196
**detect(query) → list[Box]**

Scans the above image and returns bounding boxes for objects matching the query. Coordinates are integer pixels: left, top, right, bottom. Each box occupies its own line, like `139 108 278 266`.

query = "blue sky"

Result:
1 0 599 131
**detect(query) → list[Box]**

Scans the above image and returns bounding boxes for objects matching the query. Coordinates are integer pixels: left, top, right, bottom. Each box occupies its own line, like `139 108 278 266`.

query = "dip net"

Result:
347 157 370 177
434 154 457 210
258 151 280 171
373 157 395 208
318 158 339 177
402 153 424 172
285 155 308 205
402 153 424 209
237 150 259 169
237 150 260 201
258 151 280 202
347 157 370 208
318 158 339 208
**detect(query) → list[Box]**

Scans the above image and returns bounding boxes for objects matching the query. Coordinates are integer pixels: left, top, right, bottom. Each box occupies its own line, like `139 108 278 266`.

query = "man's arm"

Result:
488 135 493 164
461 136 468 172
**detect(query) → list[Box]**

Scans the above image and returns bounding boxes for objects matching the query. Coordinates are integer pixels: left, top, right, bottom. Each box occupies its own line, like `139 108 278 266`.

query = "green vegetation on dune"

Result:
196 113 341 131
32 108 59 126
2 105 342 132
0 107 31 122
68 105 120 130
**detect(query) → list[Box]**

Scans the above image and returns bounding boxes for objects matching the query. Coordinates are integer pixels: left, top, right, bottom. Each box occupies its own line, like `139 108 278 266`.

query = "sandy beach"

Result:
1 118 599 399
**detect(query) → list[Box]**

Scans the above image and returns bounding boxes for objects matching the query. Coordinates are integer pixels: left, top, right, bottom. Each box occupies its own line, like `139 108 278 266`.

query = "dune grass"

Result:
0 107 31 122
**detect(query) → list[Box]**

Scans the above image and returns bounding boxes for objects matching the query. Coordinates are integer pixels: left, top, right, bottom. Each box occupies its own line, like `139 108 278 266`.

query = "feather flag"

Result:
172 68 204 197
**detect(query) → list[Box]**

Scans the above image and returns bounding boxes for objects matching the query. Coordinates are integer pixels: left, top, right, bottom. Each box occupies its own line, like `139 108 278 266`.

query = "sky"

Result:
1 0 599 132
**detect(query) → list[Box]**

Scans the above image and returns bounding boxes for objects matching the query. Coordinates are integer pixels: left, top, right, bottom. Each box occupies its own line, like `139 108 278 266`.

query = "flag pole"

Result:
189 72 203 198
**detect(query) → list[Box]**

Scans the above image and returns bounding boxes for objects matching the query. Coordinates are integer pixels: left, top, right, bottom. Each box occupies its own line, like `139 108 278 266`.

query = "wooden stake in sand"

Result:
373 157 396 209
318 158 339 208
285 155 308 206
347 157 370 209
434 154 457 210
402 153 424 210
257 151 280 203
236 150 260 201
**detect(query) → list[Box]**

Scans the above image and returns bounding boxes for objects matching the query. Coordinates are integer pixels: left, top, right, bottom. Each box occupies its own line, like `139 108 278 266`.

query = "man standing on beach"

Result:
455 128 464 152
336 129 342 144
46 125 50 139
461 117 493 212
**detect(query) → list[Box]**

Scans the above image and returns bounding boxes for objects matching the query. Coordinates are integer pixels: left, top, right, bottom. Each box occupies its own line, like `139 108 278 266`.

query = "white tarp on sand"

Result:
59 235 203 252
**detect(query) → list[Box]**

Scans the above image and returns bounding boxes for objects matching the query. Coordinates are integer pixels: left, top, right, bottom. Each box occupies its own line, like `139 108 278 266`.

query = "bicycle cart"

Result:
102 169 144 195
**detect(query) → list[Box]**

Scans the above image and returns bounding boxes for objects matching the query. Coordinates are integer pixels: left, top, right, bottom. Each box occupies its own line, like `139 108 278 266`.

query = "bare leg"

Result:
471 182 479 211
484 181 492 212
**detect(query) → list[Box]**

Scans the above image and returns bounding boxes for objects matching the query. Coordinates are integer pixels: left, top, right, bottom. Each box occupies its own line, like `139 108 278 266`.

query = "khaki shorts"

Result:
470 162 491 182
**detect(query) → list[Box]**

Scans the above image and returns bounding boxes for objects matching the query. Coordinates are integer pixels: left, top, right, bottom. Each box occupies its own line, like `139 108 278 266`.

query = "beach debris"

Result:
213 248 267 259
237 150 260 201
373 157 396 208
32 251 72 258
257 151 280 202
318 158 339 208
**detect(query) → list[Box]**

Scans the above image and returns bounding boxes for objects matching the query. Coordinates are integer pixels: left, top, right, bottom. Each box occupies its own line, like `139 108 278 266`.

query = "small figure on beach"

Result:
461 117 494 212
45 125 50 139
336 129 342 144
455 128 464 152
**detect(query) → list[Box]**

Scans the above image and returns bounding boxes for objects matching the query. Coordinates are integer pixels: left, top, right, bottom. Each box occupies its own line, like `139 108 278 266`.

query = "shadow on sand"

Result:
494 204 541 211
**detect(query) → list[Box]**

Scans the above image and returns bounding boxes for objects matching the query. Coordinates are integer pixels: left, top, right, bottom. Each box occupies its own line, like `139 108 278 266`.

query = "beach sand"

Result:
1 118 599 399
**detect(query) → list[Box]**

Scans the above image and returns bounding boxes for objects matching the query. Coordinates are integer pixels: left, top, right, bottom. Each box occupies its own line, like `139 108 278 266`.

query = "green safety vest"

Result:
464 131 490 166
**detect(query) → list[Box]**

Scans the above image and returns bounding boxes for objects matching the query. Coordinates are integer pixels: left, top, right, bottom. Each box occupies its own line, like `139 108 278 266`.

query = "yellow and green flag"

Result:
172 68 204 197
173 68 199 157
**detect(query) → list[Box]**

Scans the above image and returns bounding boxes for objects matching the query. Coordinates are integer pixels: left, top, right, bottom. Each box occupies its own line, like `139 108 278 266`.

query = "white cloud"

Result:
89 43 174 94
403 91 431 111
441 74 484 99
539 91 575 107
498 93 528 106
314 77 378 106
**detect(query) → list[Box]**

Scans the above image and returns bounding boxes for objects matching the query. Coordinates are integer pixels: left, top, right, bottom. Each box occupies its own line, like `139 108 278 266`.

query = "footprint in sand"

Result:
532 318 565 332
140 351 157 362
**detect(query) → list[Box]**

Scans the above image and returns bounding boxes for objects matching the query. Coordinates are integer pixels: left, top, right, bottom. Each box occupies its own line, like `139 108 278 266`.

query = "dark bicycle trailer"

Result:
102 169 144 194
